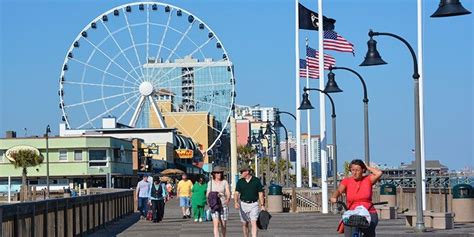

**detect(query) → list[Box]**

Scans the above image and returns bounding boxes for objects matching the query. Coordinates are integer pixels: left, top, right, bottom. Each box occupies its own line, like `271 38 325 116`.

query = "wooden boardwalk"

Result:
90 199 474 237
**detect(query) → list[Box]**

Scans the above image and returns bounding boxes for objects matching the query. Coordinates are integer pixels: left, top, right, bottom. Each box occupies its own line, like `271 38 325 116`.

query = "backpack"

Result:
207 180 223 213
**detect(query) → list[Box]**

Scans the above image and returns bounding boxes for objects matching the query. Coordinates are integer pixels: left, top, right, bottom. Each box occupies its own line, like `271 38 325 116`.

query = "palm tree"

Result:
9 149 44 201
237 145 255 167
343 161 351 177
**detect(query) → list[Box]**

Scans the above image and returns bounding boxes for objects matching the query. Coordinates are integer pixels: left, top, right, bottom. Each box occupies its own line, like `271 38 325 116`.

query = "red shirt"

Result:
341 175 376 213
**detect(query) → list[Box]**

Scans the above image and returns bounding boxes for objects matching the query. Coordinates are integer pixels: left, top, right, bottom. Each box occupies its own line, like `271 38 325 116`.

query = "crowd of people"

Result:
135 159 382 237
135 165 265 237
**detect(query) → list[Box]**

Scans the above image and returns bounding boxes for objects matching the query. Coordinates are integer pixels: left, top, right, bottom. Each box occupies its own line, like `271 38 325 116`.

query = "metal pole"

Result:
286 138 290 187
46 133 50 198
414 78 425 231
8 176 11 203
364 101 370 166
332 114 337 192
268 133 273 184
255 149 258 178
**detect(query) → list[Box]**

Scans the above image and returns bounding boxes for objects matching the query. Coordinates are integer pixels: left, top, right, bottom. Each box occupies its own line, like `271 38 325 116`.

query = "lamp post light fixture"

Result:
275 111 296 187
298 88 339 192
360 29 425 232
431 0 471 17
327 66 371 166
45 125 51 198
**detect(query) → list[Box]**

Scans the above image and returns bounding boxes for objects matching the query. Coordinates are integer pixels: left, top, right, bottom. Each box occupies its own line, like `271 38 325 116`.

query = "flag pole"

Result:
318 0 329 214
295 0 302 188
417 0 426 211
305 38 313 188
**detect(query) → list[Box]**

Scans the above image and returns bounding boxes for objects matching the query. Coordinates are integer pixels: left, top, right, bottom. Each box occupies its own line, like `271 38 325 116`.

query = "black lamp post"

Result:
431 0 471 17
360 29 425 232
327 66 371 166
45 125 51 198
264 121 276 184
298 88 339 192
275 111 296 187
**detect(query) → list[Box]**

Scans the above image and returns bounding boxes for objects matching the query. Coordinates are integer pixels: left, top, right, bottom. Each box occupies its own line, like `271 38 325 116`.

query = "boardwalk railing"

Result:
0 189 134 237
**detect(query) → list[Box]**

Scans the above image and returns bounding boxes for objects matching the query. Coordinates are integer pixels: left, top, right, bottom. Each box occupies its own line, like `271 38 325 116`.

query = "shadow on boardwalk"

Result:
90 199 474 237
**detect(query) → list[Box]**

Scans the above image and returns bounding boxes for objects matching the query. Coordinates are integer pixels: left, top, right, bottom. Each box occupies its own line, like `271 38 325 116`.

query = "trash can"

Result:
267 184 283 213
452 184 474 223
379 184 397 207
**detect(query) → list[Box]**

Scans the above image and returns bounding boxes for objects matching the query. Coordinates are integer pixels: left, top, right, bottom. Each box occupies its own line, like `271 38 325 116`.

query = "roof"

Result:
406 160 448 170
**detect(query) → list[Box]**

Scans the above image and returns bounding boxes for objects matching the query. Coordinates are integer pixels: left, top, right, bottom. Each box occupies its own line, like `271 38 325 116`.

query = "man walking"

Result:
234 166 265 237
136 174 150 219
177 173 193 219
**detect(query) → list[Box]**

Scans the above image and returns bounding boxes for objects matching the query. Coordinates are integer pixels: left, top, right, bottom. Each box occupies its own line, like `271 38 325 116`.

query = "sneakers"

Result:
183 216 187 219
194 219 198 222
187 215 192 219
198 218 203 222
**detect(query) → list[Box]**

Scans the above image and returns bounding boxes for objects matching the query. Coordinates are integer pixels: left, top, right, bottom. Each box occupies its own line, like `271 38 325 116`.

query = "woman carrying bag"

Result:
207 166 230 237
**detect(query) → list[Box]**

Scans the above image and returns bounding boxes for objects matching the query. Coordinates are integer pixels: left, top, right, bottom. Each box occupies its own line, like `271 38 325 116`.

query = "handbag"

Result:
205 208 212 221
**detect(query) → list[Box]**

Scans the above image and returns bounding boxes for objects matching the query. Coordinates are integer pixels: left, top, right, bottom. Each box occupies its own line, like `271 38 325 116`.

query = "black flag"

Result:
298 3 335 31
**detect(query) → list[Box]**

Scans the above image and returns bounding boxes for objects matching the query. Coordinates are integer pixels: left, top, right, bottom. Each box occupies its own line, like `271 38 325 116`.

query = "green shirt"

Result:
236 176 263 202
191 182 208 206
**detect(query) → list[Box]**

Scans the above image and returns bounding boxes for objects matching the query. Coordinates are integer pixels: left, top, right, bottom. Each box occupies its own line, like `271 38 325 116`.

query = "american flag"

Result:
324 30 355 55
299 59 319 79
306 46 336 70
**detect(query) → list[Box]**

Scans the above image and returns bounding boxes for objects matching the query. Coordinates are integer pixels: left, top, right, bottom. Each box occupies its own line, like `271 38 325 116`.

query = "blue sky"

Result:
0 0 472 170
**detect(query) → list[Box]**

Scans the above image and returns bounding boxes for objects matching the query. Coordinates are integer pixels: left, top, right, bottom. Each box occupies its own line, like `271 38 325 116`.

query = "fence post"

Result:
291 187 297 213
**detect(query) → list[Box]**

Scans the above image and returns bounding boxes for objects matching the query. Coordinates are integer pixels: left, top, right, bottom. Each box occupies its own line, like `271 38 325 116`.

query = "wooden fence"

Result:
0 189 134 237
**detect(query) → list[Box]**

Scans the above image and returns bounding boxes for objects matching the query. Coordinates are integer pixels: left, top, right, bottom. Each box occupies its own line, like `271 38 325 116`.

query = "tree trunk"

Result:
21 167 27 202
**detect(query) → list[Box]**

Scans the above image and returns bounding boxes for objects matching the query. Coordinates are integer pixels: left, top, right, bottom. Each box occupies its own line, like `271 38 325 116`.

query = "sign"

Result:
5 145 41 162
176 149 193 159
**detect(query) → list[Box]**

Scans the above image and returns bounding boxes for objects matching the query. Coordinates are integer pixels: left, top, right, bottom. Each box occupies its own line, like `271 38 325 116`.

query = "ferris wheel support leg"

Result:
129 96 146 127
148 96 167 128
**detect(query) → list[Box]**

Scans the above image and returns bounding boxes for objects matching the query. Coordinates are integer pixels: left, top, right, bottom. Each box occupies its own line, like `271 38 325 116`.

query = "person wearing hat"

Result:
234 165 265 237
136 174 150 219
207 166 230 237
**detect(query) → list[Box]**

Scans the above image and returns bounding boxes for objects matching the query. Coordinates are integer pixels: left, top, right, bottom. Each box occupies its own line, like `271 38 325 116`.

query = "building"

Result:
144 56 233 166
0 135 134 192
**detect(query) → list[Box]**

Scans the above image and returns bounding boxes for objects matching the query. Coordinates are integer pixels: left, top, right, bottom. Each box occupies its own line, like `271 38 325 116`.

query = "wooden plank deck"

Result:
90 199 474 237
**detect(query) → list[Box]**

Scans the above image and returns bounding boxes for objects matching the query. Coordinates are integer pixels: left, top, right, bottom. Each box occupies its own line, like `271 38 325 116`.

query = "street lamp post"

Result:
327 66 370 166
275 111 296 187
45 125 51 198
298 88 338 192
264 121 275 184
360 29 425 232
431 0 471 17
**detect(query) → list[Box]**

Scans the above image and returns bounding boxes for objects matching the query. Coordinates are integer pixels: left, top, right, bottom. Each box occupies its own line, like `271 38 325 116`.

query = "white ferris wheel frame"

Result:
59 1 236 153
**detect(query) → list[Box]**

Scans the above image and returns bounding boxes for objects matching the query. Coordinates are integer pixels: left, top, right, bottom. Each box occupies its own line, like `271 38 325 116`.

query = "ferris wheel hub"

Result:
139 81 154 96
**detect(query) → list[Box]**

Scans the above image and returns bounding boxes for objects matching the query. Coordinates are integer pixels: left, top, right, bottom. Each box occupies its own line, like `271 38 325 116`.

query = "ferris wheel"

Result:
59 2 235 152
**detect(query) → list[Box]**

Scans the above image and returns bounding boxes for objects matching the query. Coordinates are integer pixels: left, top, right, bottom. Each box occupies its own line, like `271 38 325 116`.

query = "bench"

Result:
404 211 454 229
376 205 397 220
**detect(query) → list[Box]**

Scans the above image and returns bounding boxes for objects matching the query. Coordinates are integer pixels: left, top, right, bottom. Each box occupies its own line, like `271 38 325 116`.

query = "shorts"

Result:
239 202 260 223
211 205 229 221
179 197 191 207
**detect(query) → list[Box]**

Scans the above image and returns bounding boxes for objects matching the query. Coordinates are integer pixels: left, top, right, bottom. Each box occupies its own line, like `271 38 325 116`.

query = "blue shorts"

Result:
179 197 191 207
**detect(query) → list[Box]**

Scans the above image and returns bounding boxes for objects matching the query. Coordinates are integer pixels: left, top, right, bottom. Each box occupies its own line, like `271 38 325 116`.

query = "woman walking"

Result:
330 159 383 237
149 176 168 223
207 166 231 237
191 176 208 222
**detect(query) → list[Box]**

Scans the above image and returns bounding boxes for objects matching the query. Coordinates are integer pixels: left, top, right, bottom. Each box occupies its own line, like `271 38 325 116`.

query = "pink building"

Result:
236 119 250 147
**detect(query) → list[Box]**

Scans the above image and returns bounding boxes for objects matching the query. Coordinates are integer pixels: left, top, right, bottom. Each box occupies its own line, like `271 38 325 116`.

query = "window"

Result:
0 150 4 162
89 150 107 167
59 150 68 161
74 150 82 161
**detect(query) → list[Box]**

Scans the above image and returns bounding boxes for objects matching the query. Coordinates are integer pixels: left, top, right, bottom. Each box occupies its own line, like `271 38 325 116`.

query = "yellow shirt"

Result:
177 180 193 197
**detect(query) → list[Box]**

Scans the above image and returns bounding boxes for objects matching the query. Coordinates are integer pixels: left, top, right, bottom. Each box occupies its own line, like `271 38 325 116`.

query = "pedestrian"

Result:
191 176 208 222
149 175 168 223
207 166 230 237
330 159 383 236
136 174 150 219
234 165 265 237
177 173 193 219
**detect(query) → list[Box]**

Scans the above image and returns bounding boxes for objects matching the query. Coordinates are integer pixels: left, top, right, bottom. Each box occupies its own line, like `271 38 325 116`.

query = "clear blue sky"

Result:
1 0 472 170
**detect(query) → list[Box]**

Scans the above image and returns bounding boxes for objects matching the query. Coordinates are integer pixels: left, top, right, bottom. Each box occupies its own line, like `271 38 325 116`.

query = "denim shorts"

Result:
179 197 191 207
